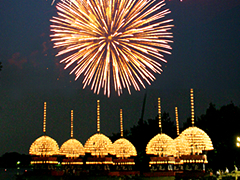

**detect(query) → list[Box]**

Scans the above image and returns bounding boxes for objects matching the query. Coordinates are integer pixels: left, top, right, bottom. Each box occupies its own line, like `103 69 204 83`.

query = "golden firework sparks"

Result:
50 0 173 97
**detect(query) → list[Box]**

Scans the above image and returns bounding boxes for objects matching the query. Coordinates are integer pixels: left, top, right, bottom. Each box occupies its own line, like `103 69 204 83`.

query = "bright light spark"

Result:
50 0 173 97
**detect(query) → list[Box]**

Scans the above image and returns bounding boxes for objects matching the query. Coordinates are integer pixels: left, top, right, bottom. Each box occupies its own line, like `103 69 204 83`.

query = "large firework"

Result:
50 0 173 97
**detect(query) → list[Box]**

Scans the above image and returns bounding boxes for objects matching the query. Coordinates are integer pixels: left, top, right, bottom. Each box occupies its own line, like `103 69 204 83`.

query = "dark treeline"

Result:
1 103 240 172
0 152 31 168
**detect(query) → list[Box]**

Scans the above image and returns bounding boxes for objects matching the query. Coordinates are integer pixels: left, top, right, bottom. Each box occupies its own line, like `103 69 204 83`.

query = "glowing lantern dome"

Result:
112 109 137 158
179 127 213 155
29 102 59 156
146 98 176 156
174 135 191 156
84 100 113 157
59 110 85 158
60 138 85 158
146 133 176 157
84 133 113 157
29 135 59 156
177 89 214 155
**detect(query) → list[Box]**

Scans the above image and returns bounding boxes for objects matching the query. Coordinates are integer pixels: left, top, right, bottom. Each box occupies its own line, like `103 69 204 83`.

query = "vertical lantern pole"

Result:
190 88 195 127
71 110 73 138
120 109 123 137
175 107 179 136
158 98 162 134
43 102 47 134
97 100 100 133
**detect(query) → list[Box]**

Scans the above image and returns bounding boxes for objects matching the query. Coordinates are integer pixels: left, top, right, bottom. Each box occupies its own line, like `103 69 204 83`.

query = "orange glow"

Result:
50 0 173 97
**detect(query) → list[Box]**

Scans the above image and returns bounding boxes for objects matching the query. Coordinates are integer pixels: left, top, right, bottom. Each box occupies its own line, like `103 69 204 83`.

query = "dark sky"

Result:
0 0 240 156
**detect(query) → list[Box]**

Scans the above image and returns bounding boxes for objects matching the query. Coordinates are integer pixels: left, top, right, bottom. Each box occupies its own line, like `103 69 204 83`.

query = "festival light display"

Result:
111 109 137 158
146 98 176 157
176 89 214 155
59 110 85 158
50 0 173 97
84 100 113 157
29 102 59 157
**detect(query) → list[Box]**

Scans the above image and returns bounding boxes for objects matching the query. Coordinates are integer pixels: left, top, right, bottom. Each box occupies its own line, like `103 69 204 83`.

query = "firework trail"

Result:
50 0 173 97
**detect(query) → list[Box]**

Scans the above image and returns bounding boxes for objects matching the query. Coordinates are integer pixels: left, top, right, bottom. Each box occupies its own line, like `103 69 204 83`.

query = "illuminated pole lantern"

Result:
111 109 137 173
111 109 137 171
178 89 214 155
84 100 113 170
174 88 214 175
146 98 176 172
29 102 59 166
59 110 85 163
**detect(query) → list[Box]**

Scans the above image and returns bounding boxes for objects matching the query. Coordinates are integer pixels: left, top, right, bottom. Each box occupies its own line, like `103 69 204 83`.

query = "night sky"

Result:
0 0 240 156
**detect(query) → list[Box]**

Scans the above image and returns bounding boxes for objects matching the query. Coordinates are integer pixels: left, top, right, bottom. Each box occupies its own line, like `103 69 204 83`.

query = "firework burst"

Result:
50 0 173 97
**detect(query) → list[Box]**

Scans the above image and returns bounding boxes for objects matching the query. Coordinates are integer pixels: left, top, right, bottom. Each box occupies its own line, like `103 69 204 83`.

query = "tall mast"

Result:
120 109 123 137
97 100 100 133
175 107 179 136
190 88 195 127
71 110 73 138
158 98 162 134
43 102 47 134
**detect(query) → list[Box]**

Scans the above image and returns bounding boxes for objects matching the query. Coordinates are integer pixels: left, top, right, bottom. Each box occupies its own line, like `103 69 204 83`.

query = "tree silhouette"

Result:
195 103 240 171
